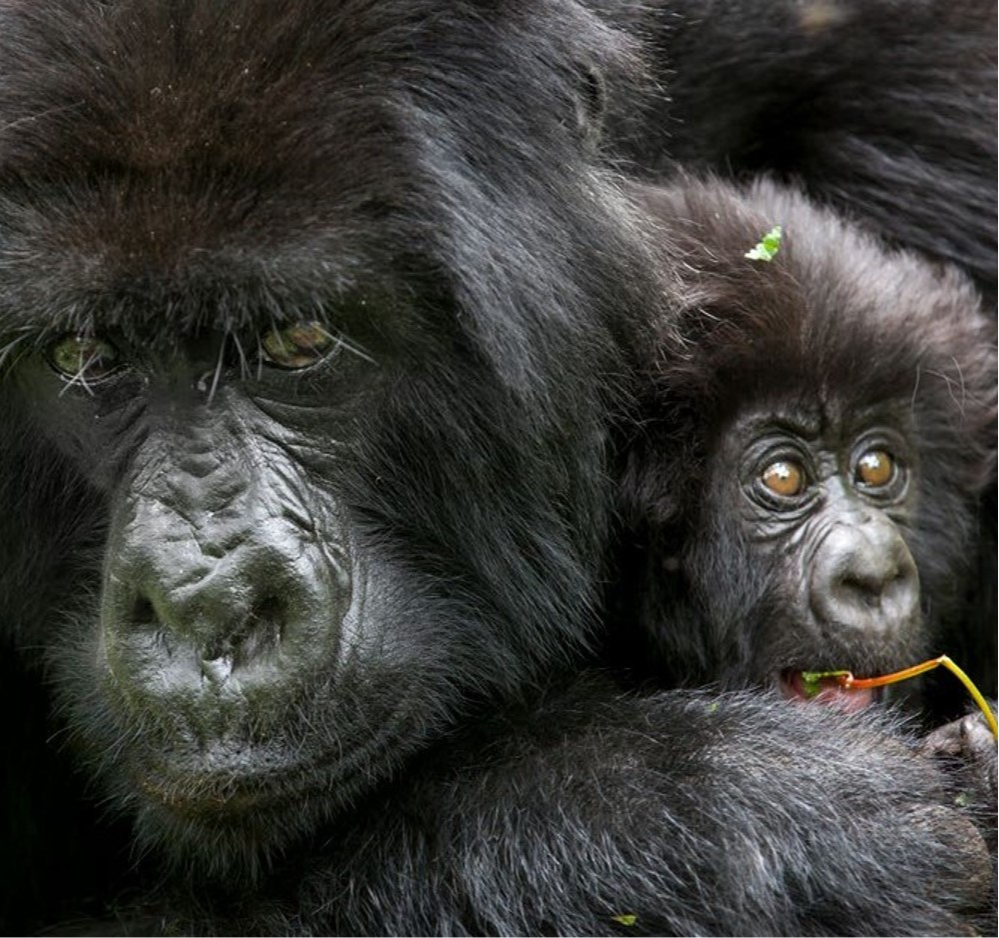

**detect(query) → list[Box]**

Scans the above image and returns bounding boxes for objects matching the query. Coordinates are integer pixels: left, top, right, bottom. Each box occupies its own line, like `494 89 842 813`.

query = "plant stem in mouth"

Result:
802 656 997 739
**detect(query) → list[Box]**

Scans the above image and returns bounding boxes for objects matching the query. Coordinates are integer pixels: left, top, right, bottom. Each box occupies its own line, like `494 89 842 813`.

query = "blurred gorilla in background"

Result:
0 0 995 934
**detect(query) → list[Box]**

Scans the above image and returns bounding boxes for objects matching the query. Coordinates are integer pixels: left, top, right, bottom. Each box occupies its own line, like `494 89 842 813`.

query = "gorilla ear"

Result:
574 62 606 149
619 443 685 530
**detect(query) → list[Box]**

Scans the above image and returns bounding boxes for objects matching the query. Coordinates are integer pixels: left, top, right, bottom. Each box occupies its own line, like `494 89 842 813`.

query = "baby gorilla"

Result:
618 177 997 728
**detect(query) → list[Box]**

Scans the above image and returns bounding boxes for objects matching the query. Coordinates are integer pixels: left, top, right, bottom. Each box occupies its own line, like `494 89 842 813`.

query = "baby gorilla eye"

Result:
46 334 120 381
855 449 896 489
260 322 336 370
760 459 806 497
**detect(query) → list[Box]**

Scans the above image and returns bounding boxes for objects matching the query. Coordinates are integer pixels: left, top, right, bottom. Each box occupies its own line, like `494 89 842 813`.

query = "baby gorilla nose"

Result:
809 518 921 637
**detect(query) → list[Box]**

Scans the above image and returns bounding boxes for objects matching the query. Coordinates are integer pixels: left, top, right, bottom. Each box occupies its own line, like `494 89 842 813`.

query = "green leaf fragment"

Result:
745 224 783 261
800 669 852 683
954 791 971 808
613 914 638 926
800 669 851 698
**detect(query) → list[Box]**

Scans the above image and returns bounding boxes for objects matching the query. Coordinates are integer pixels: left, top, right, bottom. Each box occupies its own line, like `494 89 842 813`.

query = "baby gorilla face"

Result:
685 398 925 707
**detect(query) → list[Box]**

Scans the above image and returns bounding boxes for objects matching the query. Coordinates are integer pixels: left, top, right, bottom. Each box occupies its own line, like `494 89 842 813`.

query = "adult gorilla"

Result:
0 1 993 935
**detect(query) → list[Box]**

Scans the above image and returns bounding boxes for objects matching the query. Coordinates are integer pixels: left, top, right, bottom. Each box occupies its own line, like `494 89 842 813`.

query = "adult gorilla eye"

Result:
760 459 806 497
260 321 336 370
46 334 120 381
855 449 897 489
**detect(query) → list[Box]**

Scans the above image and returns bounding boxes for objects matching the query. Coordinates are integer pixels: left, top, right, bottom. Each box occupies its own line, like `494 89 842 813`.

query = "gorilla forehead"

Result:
0 0 632 208
0 0 591 169
0 0 645 383
644 178 993 420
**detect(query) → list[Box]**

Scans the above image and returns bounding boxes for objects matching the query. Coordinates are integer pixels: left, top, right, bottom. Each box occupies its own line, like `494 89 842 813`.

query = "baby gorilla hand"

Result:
921 708 998 877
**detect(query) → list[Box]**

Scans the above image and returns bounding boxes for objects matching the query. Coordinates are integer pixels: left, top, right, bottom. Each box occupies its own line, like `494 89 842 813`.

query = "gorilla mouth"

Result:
134 759 318 818
779 670 877 713
130 740 343 819
137 772 284 817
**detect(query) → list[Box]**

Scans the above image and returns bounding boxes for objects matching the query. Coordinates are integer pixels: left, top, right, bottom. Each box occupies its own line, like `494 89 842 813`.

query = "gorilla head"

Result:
619 177 996 709
0 0 655 873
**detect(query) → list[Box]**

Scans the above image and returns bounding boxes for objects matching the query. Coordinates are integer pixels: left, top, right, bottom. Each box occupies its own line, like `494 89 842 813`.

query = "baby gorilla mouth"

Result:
779 669 877 713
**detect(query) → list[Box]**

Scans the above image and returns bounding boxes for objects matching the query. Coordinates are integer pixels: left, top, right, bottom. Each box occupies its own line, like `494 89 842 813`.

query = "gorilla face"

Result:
0 0 651 871
689 397 926 700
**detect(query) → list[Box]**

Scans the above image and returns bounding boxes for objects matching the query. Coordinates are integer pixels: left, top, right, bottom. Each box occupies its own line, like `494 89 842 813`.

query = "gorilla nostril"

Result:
825 558 920 631
251 595 287 629
882 569 919 613
128 594 159 628
839 575 881 608
811 522 921 635
227 595 288 668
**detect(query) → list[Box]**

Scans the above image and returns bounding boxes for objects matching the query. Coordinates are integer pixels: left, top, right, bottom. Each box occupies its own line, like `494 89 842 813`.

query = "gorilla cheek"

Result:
808 513 921 643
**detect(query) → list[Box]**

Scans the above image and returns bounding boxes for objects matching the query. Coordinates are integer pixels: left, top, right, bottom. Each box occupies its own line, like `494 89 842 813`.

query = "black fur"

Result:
603 0 998 304
0 1 994 935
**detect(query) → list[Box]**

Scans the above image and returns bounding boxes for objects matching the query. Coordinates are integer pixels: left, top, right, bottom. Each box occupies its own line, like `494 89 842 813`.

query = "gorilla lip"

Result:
132 741 331 816
136 764 312 817
779 669 876 713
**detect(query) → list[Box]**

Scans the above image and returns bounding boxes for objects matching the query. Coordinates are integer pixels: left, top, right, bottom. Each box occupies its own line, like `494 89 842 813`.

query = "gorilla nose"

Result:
102 514 351 694
127 581 289 666
809 519 920 636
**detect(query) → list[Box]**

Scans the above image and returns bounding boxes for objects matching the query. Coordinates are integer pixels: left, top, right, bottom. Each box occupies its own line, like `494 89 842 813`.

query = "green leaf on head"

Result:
745 224 783 261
